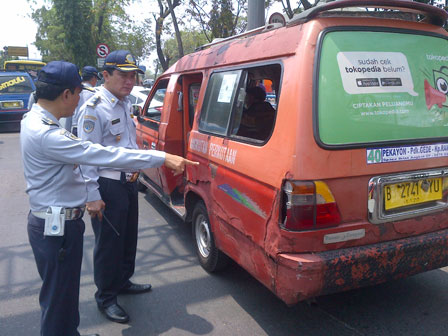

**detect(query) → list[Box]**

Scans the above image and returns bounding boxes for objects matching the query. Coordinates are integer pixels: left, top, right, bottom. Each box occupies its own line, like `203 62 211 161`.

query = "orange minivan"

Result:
135 0 448 305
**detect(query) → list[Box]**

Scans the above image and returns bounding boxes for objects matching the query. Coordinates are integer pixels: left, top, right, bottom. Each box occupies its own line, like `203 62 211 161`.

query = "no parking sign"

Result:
96 43 110 58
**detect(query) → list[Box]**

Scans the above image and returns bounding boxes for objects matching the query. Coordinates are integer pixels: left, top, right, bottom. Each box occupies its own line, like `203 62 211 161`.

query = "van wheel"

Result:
137 179 147 192
192 201 229 272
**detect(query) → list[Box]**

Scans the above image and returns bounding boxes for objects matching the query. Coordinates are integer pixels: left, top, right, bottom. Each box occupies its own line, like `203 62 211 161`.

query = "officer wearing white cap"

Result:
20 60 197 336
77 50 156 324
70 66 101 135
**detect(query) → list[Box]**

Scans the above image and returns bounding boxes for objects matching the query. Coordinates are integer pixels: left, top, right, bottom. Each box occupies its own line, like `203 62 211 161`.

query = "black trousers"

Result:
27 212 85 336
92 177 139 308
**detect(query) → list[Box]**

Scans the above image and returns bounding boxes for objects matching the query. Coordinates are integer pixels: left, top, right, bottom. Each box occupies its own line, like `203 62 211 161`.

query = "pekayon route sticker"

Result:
367 143 448 164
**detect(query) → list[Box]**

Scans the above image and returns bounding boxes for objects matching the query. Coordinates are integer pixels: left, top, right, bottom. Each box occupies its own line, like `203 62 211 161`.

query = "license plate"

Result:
384 178 442 210
1 101 22 109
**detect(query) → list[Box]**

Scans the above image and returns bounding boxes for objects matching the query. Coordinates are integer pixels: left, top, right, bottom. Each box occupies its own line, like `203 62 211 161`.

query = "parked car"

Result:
0 71 35 131
143 78 154 88
129 85 150 109
134 0 448 305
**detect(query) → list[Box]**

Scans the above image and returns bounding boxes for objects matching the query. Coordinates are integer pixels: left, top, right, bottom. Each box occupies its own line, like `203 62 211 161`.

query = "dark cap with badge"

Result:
103 50 144 74
38 61 84 89
82 66 101 80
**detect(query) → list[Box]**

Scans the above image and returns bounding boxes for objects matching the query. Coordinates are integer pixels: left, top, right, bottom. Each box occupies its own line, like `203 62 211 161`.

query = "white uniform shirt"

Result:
72 82 96 128
20 104 166 211
78 86 140 202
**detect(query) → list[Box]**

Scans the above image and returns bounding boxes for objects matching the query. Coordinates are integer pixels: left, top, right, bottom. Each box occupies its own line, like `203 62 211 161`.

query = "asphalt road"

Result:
1 131 448 336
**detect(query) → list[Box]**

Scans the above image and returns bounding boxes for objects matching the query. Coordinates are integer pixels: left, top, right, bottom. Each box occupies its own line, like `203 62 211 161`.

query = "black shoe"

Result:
98 303 129 323
120 282 152 295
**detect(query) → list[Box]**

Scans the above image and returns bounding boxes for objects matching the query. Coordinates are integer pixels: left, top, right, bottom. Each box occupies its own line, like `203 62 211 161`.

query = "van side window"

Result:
199 64 281 143
144 79 168 122
198 70 242 136
189 83 201 128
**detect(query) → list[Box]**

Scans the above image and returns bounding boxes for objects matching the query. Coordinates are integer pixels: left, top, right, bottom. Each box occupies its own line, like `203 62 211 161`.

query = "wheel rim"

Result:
195 213 211 258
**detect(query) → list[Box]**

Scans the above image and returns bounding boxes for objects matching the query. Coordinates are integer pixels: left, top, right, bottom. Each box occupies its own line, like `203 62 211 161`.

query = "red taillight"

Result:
282 180 341 231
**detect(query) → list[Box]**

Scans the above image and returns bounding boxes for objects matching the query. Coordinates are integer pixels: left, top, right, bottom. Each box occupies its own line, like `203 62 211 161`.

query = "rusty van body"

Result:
135 0 448 305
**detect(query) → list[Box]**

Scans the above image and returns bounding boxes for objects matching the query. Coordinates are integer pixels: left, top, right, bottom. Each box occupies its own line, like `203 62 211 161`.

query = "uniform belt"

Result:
32 207 85 220
99 170 139 183
99 170 122 180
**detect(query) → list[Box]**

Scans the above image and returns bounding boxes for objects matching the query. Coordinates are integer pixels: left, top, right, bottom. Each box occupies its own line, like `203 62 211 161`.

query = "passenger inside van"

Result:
237 86 275 140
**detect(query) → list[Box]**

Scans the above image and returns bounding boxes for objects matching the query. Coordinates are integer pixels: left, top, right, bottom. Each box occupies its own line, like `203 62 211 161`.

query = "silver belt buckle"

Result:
65 207 85 220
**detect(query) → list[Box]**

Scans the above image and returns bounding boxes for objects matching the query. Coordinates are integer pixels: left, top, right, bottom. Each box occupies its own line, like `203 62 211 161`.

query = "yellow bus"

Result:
4 60 46 80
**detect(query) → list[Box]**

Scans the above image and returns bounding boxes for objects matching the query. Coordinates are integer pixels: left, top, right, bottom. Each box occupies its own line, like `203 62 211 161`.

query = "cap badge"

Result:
125 54 135 64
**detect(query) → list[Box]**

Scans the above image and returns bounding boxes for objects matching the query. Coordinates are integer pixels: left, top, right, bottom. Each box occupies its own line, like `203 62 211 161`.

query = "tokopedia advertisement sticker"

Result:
337 51 418 96
317 31 448 146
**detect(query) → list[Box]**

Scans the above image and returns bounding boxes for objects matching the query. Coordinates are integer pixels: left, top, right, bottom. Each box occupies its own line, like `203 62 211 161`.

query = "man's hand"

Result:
164 153 199 176
86 200 105 220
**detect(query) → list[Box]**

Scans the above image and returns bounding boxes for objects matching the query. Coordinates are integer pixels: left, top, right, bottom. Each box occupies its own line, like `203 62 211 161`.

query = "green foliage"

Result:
187 0 247 42
163 30 208 67
30 0 152 68
210 0 235 38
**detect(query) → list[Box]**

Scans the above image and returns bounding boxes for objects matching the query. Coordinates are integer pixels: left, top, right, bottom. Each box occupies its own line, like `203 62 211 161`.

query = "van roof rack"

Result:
288 0 448 27
195 22 284 51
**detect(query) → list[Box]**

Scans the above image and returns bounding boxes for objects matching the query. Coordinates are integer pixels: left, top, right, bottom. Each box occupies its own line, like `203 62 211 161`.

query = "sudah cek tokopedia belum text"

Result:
344 65 405 74
345 58 405 74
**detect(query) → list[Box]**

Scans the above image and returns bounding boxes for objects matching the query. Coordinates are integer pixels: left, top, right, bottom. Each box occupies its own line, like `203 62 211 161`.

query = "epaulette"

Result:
87 95 101 108
42 117 59 127
60 129 80 140
84 86 95 93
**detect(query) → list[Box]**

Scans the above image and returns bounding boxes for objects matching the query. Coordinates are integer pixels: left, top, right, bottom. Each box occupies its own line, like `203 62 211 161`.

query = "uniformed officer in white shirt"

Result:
60 66 100 135
77 50 160 324
20 60 197 336
71 66 101 134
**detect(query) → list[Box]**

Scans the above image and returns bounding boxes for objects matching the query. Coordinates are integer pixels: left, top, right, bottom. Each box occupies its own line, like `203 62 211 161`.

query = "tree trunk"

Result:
155 15 169 71
166 0 184 59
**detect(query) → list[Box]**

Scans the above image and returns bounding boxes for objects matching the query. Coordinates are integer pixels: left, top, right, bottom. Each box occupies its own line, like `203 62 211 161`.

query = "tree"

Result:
163 30 208 67
153 0 182 71
29 0 152 67
187 0 247 43
52 0 95 66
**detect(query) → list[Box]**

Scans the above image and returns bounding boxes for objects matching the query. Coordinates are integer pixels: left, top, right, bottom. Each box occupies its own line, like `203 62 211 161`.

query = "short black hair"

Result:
104 68 115 76
82 74 95 82
35 81 76 101
246 86 266 102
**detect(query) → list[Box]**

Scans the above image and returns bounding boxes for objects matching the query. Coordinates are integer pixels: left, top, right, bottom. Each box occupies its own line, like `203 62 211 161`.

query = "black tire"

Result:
192 201 229 272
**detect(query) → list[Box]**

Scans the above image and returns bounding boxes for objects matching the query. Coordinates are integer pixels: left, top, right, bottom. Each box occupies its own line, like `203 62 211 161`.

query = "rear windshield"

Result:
316 29 448 147
0 75 34 95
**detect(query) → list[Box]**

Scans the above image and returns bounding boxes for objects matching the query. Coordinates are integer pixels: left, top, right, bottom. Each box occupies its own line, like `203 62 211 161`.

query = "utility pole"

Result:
247 0 265 31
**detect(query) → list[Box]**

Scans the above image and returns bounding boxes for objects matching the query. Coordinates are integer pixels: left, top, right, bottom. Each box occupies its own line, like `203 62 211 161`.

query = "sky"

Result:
0 0 285 69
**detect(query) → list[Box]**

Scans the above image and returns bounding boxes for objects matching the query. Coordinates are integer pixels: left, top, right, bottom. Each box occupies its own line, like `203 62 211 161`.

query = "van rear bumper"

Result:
275 228 448 305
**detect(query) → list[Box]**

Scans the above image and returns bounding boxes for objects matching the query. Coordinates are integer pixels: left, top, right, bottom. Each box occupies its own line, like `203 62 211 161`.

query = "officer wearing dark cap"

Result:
78 50 153 324
21 60 198 336
65 66 101 135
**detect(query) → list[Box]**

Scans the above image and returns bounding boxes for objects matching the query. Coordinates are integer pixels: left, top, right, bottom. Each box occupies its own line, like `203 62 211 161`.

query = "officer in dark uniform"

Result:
20 60 198 336
78 50 159 324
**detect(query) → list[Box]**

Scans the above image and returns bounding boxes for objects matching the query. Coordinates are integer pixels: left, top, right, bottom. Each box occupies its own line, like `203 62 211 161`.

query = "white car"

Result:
129 86 150 108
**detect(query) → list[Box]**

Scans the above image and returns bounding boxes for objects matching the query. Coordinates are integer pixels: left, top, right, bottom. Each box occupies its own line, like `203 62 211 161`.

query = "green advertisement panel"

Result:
317 30 448 146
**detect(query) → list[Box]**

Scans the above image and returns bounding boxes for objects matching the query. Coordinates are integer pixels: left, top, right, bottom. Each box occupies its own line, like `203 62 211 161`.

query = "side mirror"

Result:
132 104 142 117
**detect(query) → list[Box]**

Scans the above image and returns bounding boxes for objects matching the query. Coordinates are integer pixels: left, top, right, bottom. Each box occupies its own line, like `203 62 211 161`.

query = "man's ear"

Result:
102 70 109 81
61 88 72 101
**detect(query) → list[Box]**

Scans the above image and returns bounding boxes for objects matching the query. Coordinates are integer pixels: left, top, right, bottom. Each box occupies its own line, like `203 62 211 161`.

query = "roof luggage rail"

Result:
195 22 284 51
288 0 448 27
